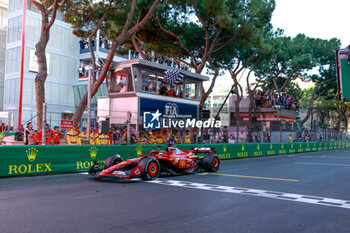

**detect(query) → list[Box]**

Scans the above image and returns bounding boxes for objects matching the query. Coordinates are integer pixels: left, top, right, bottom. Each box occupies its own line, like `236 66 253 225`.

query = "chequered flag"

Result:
164 70 184 86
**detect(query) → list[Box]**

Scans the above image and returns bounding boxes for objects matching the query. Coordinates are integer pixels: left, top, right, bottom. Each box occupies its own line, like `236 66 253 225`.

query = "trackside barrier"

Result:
0 141 349 177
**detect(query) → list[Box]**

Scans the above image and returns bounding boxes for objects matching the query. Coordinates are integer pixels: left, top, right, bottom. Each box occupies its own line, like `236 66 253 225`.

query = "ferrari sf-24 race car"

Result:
88 146 220 180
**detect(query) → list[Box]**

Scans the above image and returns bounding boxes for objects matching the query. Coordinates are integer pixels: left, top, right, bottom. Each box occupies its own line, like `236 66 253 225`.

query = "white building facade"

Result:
4 0 125 129
0 0 8 112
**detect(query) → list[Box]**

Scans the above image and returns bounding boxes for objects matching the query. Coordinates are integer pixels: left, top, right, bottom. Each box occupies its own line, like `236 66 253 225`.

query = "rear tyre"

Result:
104 154 123 169
202 154 220 172
139 158 160 180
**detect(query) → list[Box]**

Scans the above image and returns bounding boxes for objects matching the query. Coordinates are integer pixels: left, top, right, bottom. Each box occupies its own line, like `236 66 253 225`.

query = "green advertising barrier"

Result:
0 141 349 178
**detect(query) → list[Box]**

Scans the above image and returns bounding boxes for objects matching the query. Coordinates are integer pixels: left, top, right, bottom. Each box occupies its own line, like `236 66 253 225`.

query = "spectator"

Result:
167 134 176 145
25 123 36 145
229 134 235 143
67 125 79 145
78 66 84 76
251 90 299 111
112 128 123 144
166 86 176 97
288 134 293 142
98 132 111 145
15 125 25 141
161 130 168 144
18 125 24 132
77 127 87 145
137 132 148 144
252 132 256 143
34 124 54 145
222 131 229 143
158 83 168 95
263 133 270 143
52 126 63 145
90 127 99 145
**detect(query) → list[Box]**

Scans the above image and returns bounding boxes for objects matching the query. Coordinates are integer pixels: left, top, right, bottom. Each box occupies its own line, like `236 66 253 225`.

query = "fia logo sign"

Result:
143 110 162 129
165 103 179 116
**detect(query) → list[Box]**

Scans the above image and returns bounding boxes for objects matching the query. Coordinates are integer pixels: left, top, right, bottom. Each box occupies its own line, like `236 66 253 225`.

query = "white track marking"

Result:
148 179 350 210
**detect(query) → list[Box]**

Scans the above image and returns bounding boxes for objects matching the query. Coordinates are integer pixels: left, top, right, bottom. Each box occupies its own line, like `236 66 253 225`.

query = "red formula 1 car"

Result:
88 146 220 180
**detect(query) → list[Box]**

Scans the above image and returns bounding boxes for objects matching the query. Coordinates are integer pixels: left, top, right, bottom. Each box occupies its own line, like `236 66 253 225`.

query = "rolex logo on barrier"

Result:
76 147 105 170
8 147 52 175
136 146 143 156
223 145 227 153
26 147 38 162
89 147 98 159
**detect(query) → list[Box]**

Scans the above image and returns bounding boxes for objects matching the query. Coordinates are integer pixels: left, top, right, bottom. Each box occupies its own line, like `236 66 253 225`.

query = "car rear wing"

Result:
189 147 216 154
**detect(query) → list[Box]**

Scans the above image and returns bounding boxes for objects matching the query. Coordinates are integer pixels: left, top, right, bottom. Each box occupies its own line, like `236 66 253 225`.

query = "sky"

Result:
271 0 350 47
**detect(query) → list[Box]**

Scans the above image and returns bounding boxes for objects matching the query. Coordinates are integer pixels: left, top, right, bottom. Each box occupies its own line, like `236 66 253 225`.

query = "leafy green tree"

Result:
64 0 161 123
261 76 303 99
214 23 273 140
137 0 275 108
254 33 319 94
300 38 340 126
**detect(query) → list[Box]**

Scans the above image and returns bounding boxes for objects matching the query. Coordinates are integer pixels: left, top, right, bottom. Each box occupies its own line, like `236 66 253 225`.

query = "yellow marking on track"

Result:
295 162 350 167
203 173 298 182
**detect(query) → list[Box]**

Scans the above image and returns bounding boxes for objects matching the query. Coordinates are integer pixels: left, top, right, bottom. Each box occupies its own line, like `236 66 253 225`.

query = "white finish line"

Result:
148 179 350 210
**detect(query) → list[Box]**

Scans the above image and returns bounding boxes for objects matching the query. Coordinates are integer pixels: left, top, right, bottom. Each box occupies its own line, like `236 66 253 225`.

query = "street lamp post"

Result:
212 84 237 141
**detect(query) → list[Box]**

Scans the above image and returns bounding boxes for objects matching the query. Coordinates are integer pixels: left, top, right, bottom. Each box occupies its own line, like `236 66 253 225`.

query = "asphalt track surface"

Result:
2 150 350 233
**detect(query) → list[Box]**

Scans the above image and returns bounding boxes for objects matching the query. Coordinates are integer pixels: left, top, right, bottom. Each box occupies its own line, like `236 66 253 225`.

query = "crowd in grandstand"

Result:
253 90 299 111
79 36 112 50
17 123 206 145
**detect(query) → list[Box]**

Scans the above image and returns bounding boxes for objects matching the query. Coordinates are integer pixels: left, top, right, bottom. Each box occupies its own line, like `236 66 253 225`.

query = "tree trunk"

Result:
335 102 345 131
72 41 118 124
301 77 335 127
235 97 240 142
35 17 50 129
71 0 161 124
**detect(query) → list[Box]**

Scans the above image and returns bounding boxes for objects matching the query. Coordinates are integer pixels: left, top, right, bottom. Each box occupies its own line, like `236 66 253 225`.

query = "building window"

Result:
9 0 23 13
0 6 8 30
5 47 20 73
141 71 157 93
7 16 22 43
185 80 197 99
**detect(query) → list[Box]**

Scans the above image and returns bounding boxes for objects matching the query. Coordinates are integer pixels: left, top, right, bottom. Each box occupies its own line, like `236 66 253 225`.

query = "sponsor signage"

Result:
0 111 8 118
76 146 105 170
140 98 198 119
29 49 50 73
8 148 52 175
143 109 221 129
60 120 74 129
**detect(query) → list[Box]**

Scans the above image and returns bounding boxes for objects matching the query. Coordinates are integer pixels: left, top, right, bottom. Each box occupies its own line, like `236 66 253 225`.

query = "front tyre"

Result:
202 154 220 172
139 158 160 180
104 154 124 169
